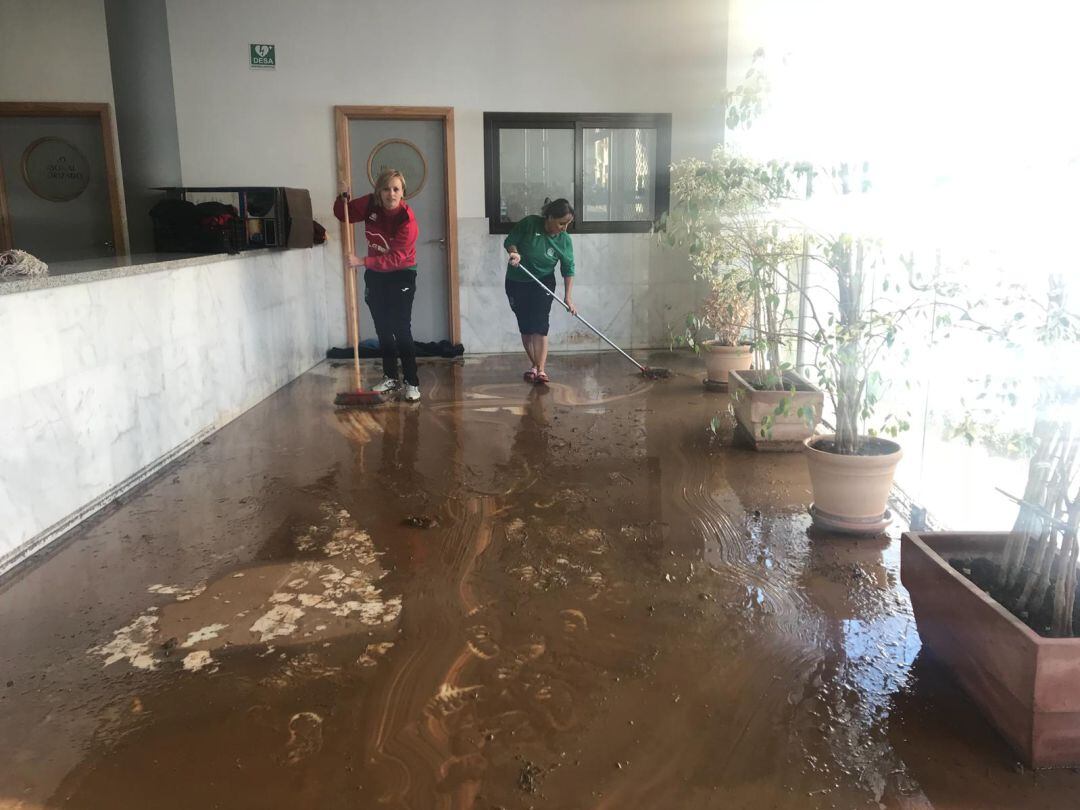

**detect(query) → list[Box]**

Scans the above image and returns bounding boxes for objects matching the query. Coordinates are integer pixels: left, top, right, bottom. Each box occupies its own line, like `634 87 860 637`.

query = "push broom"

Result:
335 192 386 408
515 261 671 379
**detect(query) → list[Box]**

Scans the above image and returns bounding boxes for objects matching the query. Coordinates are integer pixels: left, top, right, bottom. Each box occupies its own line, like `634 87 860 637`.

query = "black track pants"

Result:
364 268 418 386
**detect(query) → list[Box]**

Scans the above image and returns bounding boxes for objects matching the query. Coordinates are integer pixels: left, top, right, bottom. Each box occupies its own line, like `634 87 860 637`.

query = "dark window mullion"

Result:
483 115 499 220
655 115 672 225
573 121 584 233
574 220 652 234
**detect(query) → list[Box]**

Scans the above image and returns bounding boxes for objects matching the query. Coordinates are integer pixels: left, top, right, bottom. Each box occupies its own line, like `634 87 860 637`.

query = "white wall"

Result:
0 0 116 104
164 0 729 349
165 0 727 216
0 0 130 251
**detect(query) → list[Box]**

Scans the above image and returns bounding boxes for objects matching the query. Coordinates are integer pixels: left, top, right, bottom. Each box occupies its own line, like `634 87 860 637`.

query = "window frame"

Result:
483 111 672 235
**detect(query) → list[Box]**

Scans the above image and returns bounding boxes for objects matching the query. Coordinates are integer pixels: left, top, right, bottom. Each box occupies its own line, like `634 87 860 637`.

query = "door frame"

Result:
334 105 459 344
0 102 128 255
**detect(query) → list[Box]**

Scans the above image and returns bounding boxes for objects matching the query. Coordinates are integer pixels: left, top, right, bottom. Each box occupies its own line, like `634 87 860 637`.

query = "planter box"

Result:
901 531 1080 768
729 369 823 451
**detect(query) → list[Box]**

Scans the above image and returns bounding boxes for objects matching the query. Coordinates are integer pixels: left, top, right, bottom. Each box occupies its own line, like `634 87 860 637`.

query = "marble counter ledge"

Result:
0 249 290 297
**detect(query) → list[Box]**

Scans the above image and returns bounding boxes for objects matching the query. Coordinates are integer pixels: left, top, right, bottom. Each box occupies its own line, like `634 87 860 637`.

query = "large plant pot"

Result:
803 434 902 535
730 369 824 451
902 532 1080 768
702 342 752 387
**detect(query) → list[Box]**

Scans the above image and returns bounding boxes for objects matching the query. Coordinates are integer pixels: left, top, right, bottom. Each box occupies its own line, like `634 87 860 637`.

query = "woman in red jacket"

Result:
334 169 422 402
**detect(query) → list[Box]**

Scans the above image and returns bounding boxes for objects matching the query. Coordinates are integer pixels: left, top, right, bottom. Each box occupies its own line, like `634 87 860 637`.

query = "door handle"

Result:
425 238 446 246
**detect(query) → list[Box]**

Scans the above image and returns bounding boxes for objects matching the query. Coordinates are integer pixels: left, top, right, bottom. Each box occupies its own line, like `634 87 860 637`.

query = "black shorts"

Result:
505 274 557 336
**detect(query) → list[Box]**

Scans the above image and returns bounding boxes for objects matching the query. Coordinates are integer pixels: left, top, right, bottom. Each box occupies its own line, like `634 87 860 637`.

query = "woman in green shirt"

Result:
503 198 576 384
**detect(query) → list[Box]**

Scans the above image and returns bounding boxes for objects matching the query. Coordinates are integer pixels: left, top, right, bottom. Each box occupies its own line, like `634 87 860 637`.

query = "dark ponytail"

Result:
541 197 574 220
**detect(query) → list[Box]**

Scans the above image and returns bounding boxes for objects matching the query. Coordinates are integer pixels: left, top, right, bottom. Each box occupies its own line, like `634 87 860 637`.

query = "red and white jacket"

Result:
332 193 419 272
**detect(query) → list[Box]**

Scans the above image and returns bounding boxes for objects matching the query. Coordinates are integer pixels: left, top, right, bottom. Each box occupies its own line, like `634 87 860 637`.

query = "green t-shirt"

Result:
503 215 575 282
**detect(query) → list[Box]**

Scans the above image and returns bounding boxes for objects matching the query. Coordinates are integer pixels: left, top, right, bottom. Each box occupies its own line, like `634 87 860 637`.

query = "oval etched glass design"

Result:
367 139 427 199
21 137 91 202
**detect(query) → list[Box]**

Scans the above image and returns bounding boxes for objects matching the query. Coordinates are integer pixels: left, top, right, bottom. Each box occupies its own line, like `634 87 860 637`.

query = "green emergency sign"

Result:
250 44 276 69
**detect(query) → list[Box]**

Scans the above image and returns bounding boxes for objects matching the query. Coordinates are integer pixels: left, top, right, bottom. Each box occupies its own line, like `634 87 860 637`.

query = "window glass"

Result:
497 128 574 222
583 128 657 221
484 112 670 233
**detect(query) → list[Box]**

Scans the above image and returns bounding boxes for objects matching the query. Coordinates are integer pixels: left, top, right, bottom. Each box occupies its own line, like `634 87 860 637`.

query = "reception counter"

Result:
0 248 332 574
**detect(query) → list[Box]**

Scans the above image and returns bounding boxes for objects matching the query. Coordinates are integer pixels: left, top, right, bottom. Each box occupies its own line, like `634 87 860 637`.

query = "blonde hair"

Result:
373 168 407 206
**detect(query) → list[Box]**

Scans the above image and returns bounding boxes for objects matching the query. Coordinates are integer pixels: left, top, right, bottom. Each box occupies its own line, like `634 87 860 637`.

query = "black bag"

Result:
149 199 198 253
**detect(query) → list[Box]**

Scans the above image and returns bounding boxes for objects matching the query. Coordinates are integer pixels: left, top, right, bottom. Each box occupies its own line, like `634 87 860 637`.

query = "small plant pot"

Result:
901 532 1080 768
803 434 902 535
730 369 823 451
702 342 752 388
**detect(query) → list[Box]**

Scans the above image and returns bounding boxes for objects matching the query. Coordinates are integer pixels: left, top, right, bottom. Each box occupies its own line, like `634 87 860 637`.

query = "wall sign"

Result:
21 137 90 202
250 44 276 68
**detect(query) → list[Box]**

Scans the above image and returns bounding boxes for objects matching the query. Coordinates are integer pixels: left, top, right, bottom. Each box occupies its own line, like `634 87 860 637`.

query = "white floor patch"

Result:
91 611 160 670
357 642 395 667
92 503 401 674
250 604 306 642
182 650 214 672
148 583 206 601
181 623 229 648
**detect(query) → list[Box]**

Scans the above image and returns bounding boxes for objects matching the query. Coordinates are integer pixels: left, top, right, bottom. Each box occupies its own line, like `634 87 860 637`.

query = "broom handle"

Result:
343 193 362 390
516 260 647 374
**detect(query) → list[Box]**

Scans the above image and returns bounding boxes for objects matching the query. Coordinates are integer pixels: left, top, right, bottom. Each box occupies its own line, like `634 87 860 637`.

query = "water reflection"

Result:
791 535 926 804
5 353 1079 808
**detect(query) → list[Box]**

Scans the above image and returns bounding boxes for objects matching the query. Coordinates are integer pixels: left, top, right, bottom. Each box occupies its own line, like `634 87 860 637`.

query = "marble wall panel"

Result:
0 248 332 572
455 218 697 353
457 218 508 288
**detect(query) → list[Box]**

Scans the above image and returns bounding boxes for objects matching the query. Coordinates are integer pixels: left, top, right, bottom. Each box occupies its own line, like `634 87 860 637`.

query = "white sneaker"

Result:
403 383 421 402
371 377 401 394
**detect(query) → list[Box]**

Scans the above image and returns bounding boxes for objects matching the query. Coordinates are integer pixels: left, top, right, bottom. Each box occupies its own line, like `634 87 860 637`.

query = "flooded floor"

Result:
1 352 1078 809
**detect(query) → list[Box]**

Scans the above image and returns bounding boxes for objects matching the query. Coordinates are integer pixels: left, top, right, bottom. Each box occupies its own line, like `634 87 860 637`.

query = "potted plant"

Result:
727 215 825 450
659 148 801 388
902 417 1080 767
659 49 813 391
797 223 916 534
800 184 1079 535
693 269 754 386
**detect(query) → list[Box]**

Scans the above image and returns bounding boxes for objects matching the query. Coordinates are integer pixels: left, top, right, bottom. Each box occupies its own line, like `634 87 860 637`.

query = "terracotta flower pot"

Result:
902 531 1080 768
803 434 902 535
702 342 751 386
729 369 824 451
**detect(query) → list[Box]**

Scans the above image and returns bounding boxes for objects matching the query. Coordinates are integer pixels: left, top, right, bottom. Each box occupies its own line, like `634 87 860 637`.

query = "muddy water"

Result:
1 353 1077 809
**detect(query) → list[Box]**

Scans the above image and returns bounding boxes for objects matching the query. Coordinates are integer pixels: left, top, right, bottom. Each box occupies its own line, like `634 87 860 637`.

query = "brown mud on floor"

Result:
1 353 1078 810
